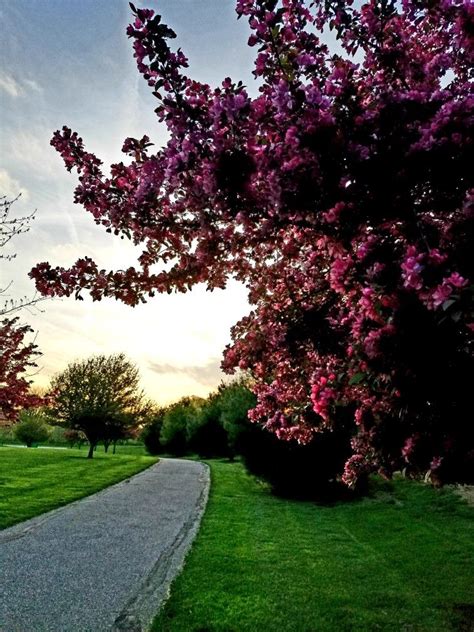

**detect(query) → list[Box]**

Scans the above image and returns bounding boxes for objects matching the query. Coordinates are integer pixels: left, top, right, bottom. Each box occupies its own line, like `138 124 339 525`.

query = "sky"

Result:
0 0 258 404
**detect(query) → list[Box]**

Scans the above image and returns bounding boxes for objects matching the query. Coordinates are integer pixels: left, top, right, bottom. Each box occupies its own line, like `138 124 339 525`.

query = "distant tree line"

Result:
141 378 353 499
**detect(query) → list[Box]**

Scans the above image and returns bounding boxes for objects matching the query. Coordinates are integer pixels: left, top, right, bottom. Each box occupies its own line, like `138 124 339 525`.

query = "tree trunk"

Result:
113 441 117 454
104 442 109 453
87 442 95 459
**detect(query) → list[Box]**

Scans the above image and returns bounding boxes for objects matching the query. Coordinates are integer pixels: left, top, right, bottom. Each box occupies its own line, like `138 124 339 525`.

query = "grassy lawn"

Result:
153 460 474 632
0 446 157 529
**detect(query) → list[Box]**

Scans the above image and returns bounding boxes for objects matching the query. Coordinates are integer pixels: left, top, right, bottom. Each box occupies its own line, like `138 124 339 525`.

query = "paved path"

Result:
0 459 210 632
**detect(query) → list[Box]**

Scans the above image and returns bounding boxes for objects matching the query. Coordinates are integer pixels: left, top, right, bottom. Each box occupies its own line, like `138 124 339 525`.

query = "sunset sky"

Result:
1 0 258 404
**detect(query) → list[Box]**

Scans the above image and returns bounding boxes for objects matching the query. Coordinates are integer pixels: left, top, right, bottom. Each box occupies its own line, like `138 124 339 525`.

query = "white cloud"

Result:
148 358 224 387
0 72 42 97
0 167 29 199
22 78 42 93
7 127 61 178
0 71 22 97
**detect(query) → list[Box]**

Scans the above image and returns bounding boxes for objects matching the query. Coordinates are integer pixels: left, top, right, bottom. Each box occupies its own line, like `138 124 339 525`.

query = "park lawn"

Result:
153 460 474 632
0 446 157 529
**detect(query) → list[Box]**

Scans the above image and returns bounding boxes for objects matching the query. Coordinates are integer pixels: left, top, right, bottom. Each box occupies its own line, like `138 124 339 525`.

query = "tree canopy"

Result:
49 353 145 458
14 409 50 447
31 1 473 485
1 197 42 420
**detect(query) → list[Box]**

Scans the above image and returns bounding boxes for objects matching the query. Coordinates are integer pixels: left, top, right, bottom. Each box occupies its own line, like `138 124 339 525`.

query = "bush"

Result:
160 397 203 456
63 429 87 448
141 409 165 455
187 394 229 458
14 410 50 447
152 378 354 500
46 425 68 445
218 379 354 499
0 426 15 445
218 379 257 458
239 421 354 500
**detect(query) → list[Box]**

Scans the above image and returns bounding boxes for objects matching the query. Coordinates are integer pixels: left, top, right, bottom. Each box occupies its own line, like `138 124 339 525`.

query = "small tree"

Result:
141 407 166 455
1 197 42 420
14 409 50 447
49 353 144 458
63 429 87 449
103 400 151 453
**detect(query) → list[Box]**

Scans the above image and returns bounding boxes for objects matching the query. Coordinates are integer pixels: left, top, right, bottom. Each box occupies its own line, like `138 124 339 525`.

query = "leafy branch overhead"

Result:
30 1 474 487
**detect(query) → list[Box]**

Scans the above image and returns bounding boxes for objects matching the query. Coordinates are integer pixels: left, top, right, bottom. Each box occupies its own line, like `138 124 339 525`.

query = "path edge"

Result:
112 459 211 632
0 459 162 543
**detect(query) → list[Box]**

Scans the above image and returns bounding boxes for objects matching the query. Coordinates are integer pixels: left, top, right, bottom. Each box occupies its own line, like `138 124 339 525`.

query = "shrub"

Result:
14 410 50 447
239 421 354 499
0 426 15 445
218 379 257 458
160 397 203 456
63 429 87 448
187 394 229 458
46 425 67 445
218 379 354 498
141 409 165 455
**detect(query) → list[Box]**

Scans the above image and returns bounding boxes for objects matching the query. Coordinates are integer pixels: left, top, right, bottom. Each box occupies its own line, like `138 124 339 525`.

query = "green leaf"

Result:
349 372 365 385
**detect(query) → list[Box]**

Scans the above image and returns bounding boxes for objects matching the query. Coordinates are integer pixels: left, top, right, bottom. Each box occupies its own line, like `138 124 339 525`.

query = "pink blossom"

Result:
30 0 474 490
446 272 468 288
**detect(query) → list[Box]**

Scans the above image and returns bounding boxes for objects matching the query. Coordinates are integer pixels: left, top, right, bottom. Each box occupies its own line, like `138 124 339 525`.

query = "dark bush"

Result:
187 394 229 458
217 379 354 499
141 409 165 455
238 421 354 500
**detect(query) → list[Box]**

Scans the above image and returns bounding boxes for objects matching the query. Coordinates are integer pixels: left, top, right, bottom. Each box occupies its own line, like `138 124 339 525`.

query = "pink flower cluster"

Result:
30 0 474 487
310 374 337 424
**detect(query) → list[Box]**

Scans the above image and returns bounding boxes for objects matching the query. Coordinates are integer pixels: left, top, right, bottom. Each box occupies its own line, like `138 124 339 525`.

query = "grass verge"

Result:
153 459 474 632
0 446 157 529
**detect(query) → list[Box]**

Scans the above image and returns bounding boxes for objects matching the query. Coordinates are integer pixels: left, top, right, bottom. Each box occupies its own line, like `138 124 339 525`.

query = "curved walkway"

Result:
0 458 210 632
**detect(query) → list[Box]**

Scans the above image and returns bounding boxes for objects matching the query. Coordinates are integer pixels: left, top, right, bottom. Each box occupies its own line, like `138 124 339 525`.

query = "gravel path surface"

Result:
0 458 210 632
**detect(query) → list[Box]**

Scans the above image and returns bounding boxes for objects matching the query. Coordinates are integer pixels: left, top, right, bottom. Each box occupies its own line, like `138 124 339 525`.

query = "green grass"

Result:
0 428 150 456
153 460 474 632
0 446 157 529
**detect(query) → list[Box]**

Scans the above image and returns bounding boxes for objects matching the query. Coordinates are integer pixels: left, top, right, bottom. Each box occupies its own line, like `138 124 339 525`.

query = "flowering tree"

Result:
31 1 473 486
1 198 41 420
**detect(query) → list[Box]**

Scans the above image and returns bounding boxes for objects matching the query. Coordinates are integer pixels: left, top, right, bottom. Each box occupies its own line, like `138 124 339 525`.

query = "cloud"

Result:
6 127 61 178
148 358 224 387
0 72 42 97
0 72 22 97
22 78 42 93
0 168 29 199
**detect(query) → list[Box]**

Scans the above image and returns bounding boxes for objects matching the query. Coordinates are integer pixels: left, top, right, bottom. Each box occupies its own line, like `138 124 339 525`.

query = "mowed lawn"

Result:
0 447 157 529
154 460 474 632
